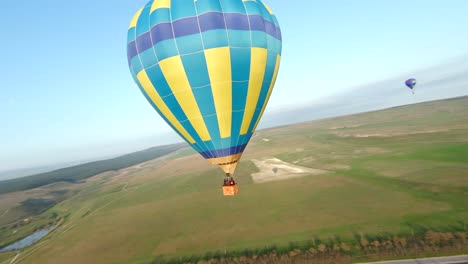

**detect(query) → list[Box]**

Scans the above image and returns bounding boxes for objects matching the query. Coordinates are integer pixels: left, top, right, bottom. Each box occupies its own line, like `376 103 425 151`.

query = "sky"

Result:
1 0 468 173
260 57 468 128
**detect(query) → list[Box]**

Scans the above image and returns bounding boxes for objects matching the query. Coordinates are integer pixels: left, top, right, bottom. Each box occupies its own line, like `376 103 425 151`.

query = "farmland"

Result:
1 96 467 264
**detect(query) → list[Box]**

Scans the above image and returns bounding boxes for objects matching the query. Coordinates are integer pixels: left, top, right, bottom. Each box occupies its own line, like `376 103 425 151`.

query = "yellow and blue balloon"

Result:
127 0 282 176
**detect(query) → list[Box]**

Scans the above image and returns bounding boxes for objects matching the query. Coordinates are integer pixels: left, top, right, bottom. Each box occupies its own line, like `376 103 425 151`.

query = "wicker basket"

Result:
222 185 239 196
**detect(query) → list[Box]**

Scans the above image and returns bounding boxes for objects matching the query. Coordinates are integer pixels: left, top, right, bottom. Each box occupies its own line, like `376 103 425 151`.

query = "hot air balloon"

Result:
127 0 282 195
405 78 417 94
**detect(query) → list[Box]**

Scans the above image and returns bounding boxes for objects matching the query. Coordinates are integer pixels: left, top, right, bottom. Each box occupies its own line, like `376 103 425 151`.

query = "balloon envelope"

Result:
405 78 417 89
127 0 282 175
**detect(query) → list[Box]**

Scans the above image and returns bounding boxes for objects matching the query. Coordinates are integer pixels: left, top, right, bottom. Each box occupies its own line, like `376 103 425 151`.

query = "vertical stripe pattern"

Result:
127 0 281 175
204 47 233 139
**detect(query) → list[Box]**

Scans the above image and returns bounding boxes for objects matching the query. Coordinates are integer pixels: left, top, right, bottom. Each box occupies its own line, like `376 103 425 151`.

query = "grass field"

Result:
1 96 467 264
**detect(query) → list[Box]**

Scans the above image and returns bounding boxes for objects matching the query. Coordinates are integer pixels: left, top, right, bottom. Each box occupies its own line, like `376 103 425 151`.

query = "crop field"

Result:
1 96 467 264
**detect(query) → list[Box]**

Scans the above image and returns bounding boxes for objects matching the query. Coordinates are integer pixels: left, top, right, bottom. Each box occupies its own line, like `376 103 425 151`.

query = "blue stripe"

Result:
161 95 207 148
232 134 251 156
238 135 251 154
249 15 264 31
224 13 249 30
200 115 222 151
264 19 279 38
181 52 211 87
183 137 236 154
219 137 232 150
231 48 251 82
272 15 280 27
145 64 172 97
232 85 250 116
150 23 174 44
136 32 153 54
173 16 200 37
271 15 282 41
231 111 246 154
231 48 251 150
230 47 251 150
198 151 209 159
200 144 248 159
127 42 138 66
231 82 249 139
127 12 281 64
199 12 225 31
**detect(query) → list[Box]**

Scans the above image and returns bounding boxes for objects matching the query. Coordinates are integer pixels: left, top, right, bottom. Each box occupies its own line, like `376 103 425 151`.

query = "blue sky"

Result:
1 0 468 172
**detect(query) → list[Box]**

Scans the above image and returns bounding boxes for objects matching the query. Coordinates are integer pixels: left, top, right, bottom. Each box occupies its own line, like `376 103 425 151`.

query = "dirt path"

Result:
9 239 51 264
8 252 19 264
1 209 9 218
251 157 329 183
365 254 468 264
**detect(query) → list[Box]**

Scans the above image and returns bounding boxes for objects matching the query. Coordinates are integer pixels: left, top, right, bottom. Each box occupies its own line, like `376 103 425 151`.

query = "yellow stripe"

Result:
252 54 281 132
136 70 195 144
205 47 232 138
207 153 242 165
129 8 143 29
208 154 242 175
240 48 268 135
262 2 274 14
150 0 171 13
159 56 211 141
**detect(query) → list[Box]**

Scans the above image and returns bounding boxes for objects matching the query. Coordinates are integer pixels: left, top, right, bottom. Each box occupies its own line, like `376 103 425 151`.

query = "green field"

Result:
1 96 467 264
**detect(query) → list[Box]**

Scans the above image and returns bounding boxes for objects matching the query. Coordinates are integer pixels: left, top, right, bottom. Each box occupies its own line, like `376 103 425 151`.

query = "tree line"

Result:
152 229 467 264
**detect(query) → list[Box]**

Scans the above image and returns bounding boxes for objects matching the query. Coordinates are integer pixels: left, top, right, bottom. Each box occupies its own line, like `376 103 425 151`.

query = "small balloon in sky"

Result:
405 78 417 94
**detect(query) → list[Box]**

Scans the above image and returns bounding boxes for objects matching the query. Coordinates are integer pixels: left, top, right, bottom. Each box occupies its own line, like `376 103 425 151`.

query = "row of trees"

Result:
152 231 468 264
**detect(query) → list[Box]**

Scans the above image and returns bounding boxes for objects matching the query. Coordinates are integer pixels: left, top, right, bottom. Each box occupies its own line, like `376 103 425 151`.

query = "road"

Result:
364 255 468 264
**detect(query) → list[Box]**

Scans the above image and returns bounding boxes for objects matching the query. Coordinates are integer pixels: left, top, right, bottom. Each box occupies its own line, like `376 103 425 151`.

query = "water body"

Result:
0 226 56 252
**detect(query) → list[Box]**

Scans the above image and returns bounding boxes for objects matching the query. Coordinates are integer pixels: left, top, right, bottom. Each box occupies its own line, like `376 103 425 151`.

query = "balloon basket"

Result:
222 185 239 196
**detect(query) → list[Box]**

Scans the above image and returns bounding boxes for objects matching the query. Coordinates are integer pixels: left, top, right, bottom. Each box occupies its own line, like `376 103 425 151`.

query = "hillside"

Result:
0 143 185 195
1 96 467 264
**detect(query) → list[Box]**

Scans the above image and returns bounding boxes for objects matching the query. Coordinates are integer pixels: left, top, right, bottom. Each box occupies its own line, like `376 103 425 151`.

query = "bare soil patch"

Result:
251 157 329 183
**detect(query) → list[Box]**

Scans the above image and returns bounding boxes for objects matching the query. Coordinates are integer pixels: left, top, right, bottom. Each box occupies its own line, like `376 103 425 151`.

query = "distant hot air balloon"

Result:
405 78 417 94
127 0 282 195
